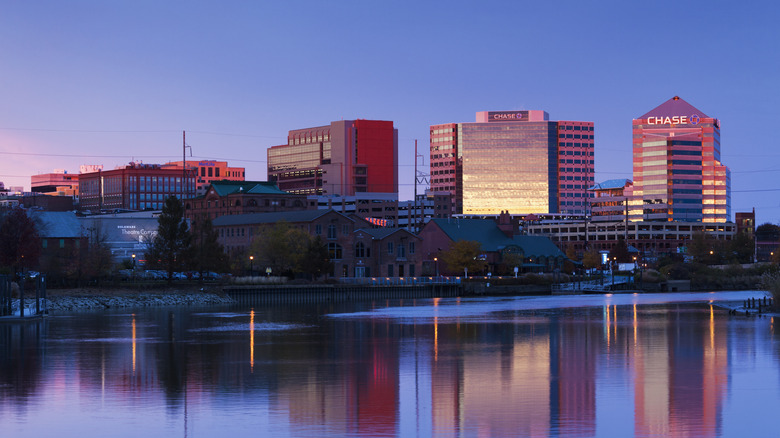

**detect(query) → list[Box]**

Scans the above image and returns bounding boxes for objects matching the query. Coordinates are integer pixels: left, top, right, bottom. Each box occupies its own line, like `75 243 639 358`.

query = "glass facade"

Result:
430 113 595 216
631 97 730 223
461 122 557 215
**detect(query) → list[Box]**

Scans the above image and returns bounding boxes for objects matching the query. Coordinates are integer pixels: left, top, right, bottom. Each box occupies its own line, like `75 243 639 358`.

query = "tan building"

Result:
164 160 245 195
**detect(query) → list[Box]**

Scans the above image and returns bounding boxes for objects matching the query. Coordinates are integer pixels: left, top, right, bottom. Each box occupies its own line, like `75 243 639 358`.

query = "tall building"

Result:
630 96 730 222
163 160 245 195
430 111 595 216
79 162 196 212
267 119 398 197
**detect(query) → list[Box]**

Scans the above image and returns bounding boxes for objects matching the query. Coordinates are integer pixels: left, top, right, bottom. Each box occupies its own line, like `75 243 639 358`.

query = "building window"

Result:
387 264 394 277
409 264 415 277
343 224 349 235
315 224 322 235
355 242 366 258
328 243 343 260
327 225 337 239
387 242 394 255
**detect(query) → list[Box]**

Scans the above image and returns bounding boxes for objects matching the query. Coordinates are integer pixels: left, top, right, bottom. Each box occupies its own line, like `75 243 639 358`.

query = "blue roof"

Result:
429 218 565 258
29 211 83 238
588 179 631 191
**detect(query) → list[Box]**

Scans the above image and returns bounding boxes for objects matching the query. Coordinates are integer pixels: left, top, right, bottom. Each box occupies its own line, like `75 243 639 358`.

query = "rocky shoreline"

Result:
12 287 235 314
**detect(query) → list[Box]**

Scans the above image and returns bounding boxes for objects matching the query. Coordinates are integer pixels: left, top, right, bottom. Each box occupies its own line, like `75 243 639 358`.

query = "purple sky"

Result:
1 1 778 224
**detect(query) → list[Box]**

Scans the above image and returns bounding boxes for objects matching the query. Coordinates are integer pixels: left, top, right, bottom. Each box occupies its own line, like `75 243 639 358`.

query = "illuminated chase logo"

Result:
646 114 702 126
488 111 529 122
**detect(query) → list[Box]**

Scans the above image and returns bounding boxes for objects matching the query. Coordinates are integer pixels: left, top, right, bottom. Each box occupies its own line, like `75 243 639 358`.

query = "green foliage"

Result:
582 249 601 270
248 221 312 276
145 196 190 281
439 240 487 276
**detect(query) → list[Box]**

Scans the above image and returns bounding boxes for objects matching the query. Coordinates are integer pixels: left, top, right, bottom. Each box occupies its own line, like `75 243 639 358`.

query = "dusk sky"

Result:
1 1 778 224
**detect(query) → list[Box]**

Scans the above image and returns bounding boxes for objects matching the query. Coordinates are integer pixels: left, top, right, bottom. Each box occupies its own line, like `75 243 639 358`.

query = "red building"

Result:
268 119 398 196
213 209 422 278
78 162 196 212
185 180 311 223
631 96 730 222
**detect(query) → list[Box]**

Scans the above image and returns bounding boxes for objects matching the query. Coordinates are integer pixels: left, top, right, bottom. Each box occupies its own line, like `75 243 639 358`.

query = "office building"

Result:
79 162 196 212
267 119 398 196
430 111 594 216
163 160 245 195
630 96 730 222
31 170 79 195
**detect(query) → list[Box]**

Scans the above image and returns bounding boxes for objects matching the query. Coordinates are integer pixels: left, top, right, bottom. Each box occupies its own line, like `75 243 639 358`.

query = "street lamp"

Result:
131 253 136 283
433 257 439 277
249 255 254 276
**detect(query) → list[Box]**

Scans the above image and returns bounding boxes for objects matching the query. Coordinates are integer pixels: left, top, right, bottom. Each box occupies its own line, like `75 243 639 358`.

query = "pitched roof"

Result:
29 211 83 238
430 218 510 251
212 209 346 226
205 181 290 198
639 96 709 119
429 218 565 258
507 235 565 259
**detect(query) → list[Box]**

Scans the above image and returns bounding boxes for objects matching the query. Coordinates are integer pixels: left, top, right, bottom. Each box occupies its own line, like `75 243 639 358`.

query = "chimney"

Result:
498 210 513 237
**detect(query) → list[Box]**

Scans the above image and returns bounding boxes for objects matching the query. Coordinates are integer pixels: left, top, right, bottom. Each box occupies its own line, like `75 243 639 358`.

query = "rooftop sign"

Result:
487 111 529 122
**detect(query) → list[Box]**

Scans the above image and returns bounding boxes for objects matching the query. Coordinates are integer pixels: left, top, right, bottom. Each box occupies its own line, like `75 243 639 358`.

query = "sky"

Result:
1 1 778 224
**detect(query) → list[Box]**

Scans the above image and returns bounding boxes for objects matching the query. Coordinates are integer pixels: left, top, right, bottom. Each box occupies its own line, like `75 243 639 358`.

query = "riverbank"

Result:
25 286 234 314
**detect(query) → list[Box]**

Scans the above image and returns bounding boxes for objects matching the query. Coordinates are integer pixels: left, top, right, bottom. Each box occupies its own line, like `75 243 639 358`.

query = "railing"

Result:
338 276 462 286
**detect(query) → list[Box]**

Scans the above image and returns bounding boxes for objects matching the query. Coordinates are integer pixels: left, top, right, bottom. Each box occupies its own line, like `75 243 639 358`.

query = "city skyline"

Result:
1 1 778 224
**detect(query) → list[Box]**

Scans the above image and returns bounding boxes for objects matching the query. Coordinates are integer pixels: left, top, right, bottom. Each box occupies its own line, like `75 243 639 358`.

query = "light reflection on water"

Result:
1 290 779 437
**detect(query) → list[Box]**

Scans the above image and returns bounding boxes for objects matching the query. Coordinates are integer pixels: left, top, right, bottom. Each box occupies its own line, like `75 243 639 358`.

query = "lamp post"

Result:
433 257 439 277
249 255 254 276
132 253 136 283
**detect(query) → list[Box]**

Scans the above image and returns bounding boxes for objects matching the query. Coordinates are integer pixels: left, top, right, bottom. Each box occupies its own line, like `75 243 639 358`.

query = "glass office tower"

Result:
630 96 730 222
430 111 594 215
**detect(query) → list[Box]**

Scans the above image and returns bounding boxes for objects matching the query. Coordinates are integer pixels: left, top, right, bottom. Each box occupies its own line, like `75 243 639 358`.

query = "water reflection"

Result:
1 292 779 437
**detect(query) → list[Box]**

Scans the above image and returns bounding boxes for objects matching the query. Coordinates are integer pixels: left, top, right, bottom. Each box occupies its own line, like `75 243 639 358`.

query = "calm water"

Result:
2 291 780 438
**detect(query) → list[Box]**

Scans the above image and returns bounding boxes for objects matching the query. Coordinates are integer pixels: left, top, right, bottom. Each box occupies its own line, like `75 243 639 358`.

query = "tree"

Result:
186 217 227 278
145 196 190 282
582 248 601 271
0 207 41 274
69 223 114 286
608 238 632 263
728 230 754 264
688 230 722 264
248 221 311 276
300 236 332 280
439 240 486 277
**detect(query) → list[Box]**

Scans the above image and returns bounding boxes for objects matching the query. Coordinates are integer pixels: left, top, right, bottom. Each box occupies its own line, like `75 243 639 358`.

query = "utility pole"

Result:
182 130 186 200
414 140 429 233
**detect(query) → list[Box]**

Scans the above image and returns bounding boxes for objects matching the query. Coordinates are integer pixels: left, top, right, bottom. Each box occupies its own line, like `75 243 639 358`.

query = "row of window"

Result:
559 134 594 140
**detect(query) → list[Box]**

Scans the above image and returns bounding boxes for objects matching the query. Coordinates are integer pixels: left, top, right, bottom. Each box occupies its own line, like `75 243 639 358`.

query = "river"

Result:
2 290 779 437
